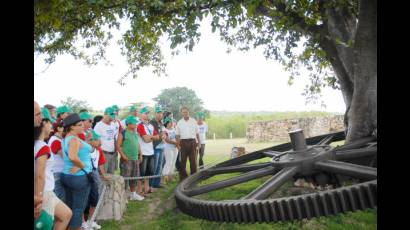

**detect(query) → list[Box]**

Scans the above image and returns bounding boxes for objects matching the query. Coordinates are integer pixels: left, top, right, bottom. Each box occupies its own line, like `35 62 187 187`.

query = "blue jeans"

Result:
149 148 164 188
53 172 66 203
61 173 91 228
89 169 101 207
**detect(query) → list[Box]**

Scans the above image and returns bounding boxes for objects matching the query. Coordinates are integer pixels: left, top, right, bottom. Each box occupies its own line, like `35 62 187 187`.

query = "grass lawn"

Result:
102 138 376 230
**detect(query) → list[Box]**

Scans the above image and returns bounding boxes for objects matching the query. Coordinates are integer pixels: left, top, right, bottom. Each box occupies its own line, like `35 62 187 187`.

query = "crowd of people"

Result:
34 101 208 230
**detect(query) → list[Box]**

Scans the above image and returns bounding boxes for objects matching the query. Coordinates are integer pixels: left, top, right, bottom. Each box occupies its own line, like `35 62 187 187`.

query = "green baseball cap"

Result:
154 105 163 113
129 105 137 112
104 107 116 119
196 111 205 118
139 106 150 114
79 112 92 120
89 129 101 141
41 107 52 121
163 117 172 124
125 115 138 125
56 105 71 116
111 105 119 111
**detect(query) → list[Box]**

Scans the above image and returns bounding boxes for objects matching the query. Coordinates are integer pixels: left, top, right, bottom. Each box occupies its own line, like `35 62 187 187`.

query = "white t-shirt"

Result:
198 123 208 144
176 117 199 139
90 148 100 169
94 121 118 152
136 121 156 156
34 140 55 192
164 128 177 149
48 135 64 173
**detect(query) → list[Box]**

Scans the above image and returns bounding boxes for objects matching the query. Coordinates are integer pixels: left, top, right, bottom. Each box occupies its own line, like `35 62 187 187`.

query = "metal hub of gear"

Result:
175 130 377 223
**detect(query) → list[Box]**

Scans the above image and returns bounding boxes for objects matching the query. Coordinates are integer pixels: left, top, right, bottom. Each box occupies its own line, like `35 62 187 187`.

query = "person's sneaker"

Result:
134 193 145 201
130 192 144 201
91 221 101 229
81 221 92 230
128 192 134 199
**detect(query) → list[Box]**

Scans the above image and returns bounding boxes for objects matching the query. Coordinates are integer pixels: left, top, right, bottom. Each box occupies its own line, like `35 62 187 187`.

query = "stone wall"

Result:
96 174 128 221
246 115 344 142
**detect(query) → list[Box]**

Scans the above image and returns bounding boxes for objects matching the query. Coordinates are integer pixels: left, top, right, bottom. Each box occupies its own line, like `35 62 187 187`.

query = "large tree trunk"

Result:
346 0 377 142
320 0 376 143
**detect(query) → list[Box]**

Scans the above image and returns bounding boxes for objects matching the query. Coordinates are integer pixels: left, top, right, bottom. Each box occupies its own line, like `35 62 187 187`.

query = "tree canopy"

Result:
35 0 350 95
153 87 207 120
60 97 93 114
35 0 376 142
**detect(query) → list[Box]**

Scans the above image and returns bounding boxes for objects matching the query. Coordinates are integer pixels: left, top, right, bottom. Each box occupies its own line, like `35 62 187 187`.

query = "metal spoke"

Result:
335 147 377 160
184 166 277 197
334 136 376 151
263 150 286 158
175 129 377 223
306 131 345 145
241 166 300 200
214 151 265 168
316 134 335 145
315 160 377 180
208 162 272 175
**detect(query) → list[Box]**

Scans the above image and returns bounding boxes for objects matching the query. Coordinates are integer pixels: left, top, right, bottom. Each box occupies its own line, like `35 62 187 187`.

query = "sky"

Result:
34 16 346 113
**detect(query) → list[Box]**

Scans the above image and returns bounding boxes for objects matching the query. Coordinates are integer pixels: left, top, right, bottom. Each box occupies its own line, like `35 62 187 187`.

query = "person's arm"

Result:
195 122 200 148
34 155 47 196
98 165 111 180
97 147 110 180
137 123 153 143
34 194 42 219
114 125 119 154
116 132 128 162
164 132 177 145
142 135 153 143
175 122 181 149
67 138 84 173
152 128 160 141
176 135 181 150
150 122 161 141
138 147 142 163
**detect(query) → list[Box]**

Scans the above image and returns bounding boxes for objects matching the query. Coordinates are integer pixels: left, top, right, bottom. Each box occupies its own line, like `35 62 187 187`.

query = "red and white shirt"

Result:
137 121 157 156
48 135 64 173
90 147 106 169
34 140 54 192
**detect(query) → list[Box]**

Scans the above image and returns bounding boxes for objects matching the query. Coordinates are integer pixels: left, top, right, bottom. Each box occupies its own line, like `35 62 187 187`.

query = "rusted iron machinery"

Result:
175 130 376 223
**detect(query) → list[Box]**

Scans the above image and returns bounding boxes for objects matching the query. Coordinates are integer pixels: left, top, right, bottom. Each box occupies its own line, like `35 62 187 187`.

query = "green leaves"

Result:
153 87 205 121
35 0 352 103
335 37 353 47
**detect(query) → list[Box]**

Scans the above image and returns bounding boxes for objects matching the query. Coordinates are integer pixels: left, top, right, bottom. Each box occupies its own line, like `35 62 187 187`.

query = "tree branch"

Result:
252 0 324 36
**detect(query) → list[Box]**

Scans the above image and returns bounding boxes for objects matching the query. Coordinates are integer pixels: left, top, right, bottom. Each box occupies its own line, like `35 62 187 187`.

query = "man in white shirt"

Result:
176 106 200 181
196 112 208 169
94 107 118 174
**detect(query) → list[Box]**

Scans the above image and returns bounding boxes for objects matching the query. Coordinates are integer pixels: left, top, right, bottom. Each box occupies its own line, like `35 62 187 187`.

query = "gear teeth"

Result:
174 130 376 224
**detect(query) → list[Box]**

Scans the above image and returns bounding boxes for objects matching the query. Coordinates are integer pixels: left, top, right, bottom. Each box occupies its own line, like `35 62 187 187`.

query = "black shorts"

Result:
140 155 154 177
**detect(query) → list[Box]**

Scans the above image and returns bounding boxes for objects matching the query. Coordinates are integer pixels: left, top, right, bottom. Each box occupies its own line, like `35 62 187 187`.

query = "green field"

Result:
102 138 376 230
